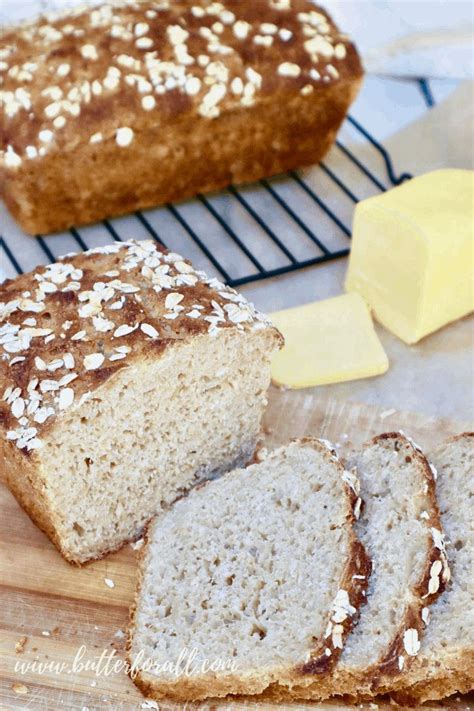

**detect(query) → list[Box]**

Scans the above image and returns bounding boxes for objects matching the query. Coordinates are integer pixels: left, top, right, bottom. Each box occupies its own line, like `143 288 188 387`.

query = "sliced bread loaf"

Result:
127 439 369 702
0 240 281 564
264 432 449 702
390 433 473 703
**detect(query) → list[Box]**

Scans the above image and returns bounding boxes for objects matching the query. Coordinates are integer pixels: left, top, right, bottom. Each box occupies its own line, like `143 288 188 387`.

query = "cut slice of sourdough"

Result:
127 439 370 702
0 240 282 564
263 432 449 702
388 433 474 704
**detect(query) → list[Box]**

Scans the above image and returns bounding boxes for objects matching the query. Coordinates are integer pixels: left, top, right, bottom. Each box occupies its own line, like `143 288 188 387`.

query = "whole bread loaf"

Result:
0 239 282 564
0 0 363 234
128 439 369 701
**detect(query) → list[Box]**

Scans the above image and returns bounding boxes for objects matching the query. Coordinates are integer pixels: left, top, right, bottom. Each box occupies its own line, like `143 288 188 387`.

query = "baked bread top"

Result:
0 239 281 454
0 0 362 171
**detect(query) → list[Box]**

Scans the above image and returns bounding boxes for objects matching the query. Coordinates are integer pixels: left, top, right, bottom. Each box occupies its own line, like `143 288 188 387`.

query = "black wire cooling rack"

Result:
1 80 435 286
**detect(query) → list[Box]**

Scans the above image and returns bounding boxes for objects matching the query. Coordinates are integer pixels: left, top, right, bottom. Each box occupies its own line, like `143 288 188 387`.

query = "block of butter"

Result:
346 169 474 344
270 293 389 388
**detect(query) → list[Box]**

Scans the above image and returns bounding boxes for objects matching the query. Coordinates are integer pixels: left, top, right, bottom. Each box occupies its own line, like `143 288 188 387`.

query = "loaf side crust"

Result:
0 0 363 233
126 437 371 702
2 75 361 234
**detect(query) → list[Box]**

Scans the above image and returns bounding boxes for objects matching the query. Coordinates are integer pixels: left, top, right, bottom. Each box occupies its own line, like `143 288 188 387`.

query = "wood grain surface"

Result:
0 389 472 710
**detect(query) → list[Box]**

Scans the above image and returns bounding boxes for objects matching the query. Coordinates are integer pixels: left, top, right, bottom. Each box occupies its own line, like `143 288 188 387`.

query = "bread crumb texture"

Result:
258 433 452 703
335 434 449 685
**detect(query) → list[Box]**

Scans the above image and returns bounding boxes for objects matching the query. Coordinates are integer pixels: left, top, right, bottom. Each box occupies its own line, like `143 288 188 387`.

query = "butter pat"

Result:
346 170 474 344
270 293 388 388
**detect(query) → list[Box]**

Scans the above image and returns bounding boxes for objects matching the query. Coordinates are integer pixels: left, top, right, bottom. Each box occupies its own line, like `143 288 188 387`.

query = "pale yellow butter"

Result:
346 169 474 344
270 293 388 388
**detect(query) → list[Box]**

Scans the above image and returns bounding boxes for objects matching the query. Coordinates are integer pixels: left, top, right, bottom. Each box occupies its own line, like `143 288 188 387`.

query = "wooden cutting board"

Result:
0 390 472 711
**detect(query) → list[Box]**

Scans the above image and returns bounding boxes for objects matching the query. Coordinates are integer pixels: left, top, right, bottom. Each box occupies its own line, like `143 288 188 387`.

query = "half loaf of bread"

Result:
0 239 281 564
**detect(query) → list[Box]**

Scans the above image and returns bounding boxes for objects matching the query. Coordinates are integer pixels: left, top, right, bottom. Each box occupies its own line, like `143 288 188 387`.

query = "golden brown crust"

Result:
392 659 474 705
0 0 363 233
126 437 371 702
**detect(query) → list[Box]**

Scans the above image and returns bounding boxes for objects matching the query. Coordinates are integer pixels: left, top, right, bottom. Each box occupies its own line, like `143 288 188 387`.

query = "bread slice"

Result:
389 433 474 704
0 240 281 564
262 432 449 702
127 438 370 702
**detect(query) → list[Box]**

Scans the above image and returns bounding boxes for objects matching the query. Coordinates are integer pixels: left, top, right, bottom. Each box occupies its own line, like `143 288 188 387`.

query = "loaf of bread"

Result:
0 239 282 564
390 433 474 704
128 439 369 701
0 0 363 234
259 432 450 702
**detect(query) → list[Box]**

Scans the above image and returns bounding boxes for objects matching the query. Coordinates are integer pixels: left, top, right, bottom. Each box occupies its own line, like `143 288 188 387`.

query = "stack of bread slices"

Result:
128 432 473 706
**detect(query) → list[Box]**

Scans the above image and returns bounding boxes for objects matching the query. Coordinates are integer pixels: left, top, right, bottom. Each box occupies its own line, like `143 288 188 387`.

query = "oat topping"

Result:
421 607 430 626
353 496 362 519
403 628 421 657
323 588 357 651
0 240 273 452
83 353 106 370
428 527 451 586
394 433 452 591
341 467 360 496
0 0 357 168
115 126 134 146
277 61 301 77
